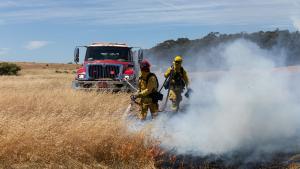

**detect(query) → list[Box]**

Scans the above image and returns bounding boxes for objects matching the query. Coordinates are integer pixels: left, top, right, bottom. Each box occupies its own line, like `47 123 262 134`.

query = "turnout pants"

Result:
140 97 158 120
169 87 183 112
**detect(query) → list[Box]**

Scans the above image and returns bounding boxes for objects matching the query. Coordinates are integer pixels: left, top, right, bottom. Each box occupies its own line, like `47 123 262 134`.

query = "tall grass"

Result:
0 68 156 168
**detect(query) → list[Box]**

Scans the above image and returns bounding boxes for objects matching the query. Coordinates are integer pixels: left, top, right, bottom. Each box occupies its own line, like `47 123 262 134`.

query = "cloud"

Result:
25 41 49 50
0 0 298 27
0 48 9 55
0 1 17 8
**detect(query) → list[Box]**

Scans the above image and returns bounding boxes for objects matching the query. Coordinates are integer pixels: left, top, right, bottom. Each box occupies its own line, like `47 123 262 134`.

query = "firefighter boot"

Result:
170 100 178 112
140 104 148 120
149 103 159 119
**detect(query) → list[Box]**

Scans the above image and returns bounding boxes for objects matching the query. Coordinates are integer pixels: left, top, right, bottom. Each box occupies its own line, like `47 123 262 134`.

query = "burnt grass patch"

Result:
153 149 295 169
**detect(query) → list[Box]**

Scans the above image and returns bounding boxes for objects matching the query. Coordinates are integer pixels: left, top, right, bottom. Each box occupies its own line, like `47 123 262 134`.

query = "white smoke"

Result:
149 39 300 158
291 16 300 31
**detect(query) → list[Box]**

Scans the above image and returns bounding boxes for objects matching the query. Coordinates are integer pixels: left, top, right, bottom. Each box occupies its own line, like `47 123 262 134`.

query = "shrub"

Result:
0 62 21 75
55 70 62 73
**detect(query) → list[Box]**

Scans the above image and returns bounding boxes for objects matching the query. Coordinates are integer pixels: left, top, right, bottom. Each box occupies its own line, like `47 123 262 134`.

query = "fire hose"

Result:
122 78 140 120
123 71 191 112
160 66 192 112
160 67 173 112
123 76 167 109
123 78 140 105
123 78 138 92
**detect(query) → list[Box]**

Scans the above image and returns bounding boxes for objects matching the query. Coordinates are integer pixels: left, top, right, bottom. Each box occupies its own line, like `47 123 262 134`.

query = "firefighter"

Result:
131 60 159 120
164 55 189 112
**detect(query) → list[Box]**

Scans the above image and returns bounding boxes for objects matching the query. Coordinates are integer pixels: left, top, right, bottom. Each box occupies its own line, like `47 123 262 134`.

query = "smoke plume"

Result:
291 16 300 31
146 39 300 160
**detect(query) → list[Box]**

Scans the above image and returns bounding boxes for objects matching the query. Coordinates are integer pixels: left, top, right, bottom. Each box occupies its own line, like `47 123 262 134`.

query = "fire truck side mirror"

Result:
74 47 80 64
138 49 143 63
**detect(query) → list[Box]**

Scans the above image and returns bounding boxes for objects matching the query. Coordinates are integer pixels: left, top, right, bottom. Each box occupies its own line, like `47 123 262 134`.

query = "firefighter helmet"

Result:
174 55 183 62
140 60 151 72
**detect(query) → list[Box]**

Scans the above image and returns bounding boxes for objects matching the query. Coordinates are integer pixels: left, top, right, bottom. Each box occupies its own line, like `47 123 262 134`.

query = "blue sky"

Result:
0 0 300 63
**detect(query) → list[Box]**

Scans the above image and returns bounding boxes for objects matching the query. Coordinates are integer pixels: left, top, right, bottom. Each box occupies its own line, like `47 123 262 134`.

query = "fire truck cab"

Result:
72 42 143 92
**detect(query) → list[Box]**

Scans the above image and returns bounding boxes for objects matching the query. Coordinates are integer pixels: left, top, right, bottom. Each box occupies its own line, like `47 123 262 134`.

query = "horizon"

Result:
0 0 300 63
2 29 299 64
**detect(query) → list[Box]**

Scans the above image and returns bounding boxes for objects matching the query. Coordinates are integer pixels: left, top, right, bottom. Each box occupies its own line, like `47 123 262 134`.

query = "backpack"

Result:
143 73 163 103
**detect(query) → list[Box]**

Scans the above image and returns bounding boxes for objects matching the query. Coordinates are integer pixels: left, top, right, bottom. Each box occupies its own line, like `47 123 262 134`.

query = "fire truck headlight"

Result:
78 74 85 79
124 74 134 80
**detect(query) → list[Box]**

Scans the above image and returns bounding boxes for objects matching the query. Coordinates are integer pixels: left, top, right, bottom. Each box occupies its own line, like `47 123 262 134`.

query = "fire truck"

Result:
72 42 143 92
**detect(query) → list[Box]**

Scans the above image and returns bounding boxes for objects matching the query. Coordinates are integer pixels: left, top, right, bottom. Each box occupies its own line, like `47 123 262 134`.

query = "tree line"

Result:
144 29 300 71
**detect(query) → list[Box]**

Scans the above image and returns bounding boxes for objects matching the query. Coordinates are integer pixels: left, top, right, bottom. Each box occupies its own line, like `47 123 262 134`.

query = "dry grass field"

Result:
0 63 157 169
1 62 300 169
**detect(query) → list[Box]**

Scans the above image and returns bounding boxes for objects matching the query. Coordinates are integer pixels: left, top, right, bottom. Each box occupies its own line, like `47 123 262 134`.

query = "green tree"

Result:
0 62 21 75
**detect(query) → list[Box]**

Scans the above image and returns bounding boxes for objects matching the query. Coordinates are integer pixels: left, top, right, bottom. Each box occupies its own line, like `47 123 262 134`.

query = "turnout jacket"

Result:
137 72 158 98
164 66 189 88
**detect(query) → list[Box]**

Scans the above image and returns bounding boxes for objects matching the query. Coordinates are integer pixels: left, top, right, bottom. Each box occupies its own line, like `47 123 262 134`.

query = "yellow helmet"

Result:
174 55 183 62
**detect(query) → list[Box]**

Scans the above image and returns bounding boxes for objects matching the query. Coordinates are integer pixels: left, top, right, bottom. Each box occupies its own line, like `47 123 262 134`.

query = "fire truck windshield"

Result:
85 47 130 62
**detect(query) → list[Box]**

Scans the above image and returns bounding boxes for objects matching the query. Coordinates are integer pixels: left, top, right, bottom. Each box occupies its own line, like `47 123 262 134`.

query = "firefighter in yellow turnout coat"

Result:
132 60 159 120
164 56 189 112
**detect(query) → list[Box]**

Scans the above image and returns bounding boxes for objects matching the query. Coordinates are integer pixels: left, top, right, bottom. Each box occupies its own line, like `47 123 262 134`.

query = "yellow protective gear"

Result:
174 55 183 62
164 66 189 88
173 61 182 72
169 88 182 111
137 71 158 98
140 102 158 120
137 71 159 120
164 65 189 112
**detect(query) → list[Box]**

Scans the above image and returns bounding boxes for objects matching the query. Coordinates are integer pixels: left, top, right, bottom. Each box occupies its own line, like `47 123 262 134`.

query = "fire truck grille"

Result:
88 64 120 79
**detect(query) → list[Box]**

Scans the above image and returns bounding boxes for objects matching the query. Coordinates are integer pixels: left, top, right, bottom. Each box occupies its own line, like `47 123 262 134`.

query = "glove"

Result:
130 95 137 101
184 88 192 98
184 92 189 98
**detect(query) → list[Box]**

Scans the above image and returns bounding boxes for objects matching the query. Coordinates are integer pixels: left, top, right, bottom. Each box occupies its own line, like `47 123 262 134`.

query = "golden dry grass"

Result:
3 62 299 169
0 63 156 169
